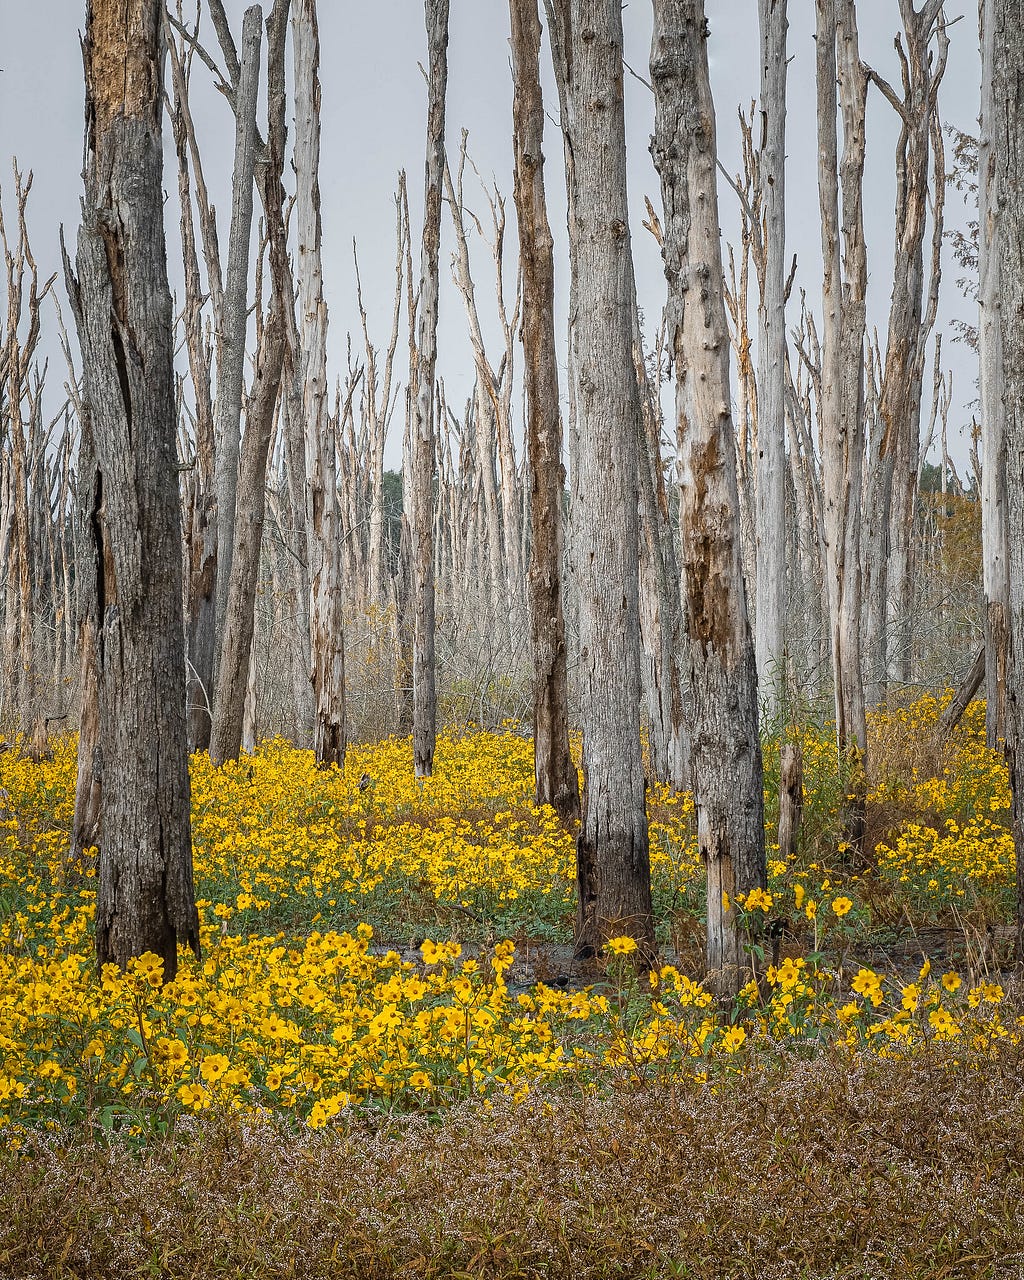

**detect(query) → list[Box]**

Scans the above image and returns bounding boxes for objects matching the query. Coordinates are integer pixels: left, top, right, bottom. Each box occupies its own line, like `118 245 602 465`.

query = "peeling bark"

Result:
650 0 766 996
510 0 580 822
66 0 198 979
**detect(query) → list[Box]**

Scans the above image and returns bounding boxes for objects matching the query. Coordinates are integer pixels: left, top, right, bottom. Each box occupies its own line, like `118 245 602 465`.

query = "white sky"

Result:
0 1 981 472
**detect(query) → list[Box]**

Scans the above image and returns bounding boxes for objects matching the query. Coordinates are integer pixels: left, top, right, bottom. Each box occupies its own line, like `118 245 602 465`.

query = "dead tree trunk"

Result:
510 0 580 822
212 6 261 680
166 30 218 752
209 313 285 765
816 0 868 826
293 0 345 768
980 0 1009 750
755 0 789 722
546 0 654 958
66 0 198 979
650 0 766 998
411 0 449 778
861 0 947 698
992 0 1024 953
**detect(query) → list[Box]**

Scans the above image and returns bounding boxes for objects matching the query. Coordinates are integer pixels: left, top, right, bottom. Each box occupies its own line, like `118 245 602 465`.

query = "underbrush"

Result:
2 1039 1023 1278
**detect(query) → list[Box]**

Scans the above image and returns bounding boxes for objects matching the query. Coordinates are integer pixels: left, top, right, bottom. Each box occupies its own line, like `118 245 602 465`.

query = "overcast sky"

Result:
0 1 981 471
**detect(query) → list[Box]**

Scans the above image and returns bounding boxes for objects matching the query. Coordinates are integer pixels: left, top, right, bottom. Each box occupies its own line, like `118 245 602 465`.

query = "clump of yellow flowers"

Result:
0 702 1019 1138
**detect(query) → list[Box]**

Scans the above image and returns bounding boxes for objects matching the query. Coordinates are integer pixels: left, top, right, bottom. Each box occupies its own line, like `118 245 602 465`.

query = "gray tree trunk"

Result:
510 0 580 822
816 0 868 776
755 0 789 723
650 0 766 998
166 37 218 753
293 0 345 767
212 6 262 681
66 0 198 979
992 0 1024 951
209 312 285 765
546 0 654 959
980 0 1009 750
861 0 947 699
411 0 449 778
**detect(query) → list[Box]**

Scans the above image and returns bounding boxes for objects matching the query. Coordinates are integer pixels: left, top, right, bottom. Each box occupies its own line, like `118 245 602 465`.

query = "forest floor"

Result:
1 695 1023 1278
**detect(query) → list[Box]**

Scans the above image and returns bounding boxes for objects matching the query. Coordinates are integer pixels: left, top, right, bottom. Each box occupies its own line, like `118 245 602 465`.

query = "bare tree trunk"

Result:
546 0 654 958
861 0 947 696
980 0 1009 750
212 6 262 680
510 0 579 822
0 171 53 733
634 306 690 792
816 0 868 809
651 0 766 998
991 0 1024 952
992 0 1024 952
293 0 345 767
755 0 789 722
209 313 285 765
66 0 198 979
166 34 218 753
411 0 449 778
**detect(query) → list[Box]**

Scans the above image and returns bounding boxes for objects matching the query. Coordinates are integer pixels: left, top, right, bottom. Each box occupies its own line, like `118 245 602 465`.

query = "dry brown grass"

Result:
3 1037 1024 1280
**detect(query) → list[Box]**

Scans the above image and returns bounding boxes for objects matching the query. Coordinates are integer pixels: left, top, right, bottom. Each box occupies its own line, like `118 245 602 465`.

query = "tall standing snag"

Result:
991 0 1024 952
545 0 654 957
293 0 346 768
411 0 450 779
650 0 766 996
66 0 198 978
815 0 868 839
509 0 579 823
754 0 789 722
979 0 1009 750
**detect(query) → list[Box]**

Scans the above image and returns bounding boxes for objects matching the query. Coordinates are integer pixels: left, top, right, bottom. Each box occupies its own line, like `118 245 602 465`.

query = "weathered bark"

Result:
66 0 198 979
209 313 285 766
992 0 1024 952
816 0 868 790
411 0 449 778
510 0 579 823
755 0 789 721
861 0 947 698
444 151 508 621
635 308 690 792
293 0 345 768
979 0 1009 750
212 6 262 677
546 0 654 958
166 26 218 752
938 643 985 739
70 455 101 869
778 740 804 860
0 171 54 733
650 0 766 997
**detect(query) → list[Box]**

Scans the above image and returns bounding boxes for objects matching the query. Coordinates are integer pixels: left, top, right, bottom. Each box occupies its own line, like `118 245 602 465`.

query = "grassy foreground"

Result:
1 696 1023 1276
3 1044 1023 1279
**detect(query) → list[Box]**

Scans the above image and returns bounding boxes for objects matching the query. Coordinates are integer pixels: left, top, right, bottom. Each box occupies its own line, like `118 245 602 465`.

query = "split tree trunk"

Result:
510 0 580 823
66 0 198 979
650 0 766 997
